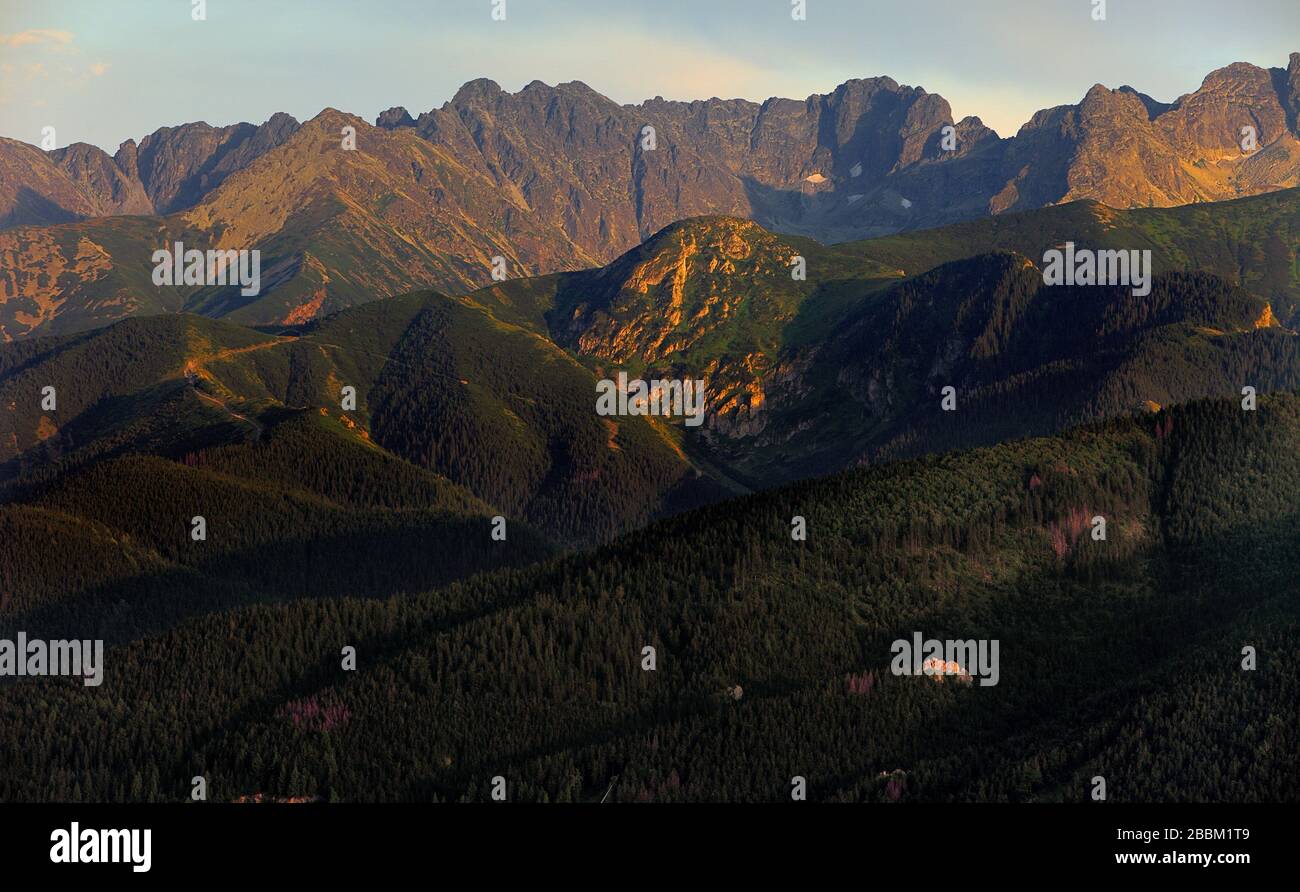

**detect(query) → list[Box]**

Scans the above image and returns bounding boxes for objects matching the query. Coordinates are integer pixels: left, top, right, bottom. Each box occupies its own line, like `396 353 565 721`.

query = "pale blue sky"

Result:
2 0 1297 151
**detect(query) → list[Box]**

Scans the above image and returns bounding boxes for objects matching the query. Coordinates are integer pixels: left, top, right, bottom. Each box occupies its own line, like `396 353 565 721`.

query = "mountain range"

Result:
1 49 1299 805
2 53 1299 340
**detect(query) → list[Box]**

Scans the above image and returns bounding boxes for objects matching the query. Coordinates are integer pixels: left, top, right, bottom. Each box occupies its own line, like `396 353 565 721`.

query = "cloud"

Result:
0 31 108 109
0 29 74 49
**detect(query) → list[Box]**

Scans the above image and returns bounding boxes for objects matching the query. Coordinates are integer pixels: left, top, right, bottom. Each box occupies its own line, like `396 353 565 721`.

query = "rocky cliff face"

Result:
1008 60 1300 210
49 143 154 216
0 138 105 228
398 53 1300 252
133 113 301 213
407 75 993 254
6 55 1300 241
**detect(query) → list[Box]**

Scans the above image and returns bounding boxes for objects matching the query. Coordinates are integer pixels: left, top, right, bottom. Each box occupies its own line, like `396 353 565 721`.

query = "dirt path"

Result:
180 337 295 439
192 387 264 438
181 336 297 372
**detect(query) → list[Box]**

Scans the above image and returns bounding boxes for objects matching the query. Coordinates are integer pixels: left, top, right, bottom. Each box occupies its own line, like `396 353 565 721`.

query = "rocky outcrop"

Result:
0 113 301 229
50 142 153 215
134 112 301 213
375 106 416 129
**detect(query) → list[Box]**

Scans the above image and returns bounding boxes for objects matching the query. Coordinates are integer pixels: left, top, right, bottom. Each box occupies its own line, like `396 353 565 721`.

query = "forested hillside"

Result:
1 191 1296 808
793 259 1300 470
0 409 553 646
0 392 1294 802
0 294 721 546
6 219 1300 540
479 211 1300 485
850 188 1300 320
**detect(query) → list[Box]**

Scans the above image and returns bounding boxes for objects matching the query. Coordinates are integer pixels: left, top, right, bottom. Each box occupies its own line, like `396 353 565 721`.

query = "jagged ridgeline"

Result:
0 392 1295 802
4 53 1300 341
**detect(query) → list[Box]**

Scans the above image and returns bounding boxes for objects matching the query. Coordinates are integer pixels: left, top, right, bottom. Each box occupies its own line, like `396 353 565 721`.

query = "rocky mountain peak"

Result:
450 78 505 106
113 139 140 182
5 53 1300 338
1286 53 1300 120
49 141 154 215
376 106 416 129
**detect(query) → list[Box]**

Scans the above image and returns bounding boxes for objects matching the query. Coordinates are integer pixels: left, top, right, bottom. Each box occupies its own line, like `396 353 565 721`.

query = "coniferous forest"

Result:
1 306 1297 801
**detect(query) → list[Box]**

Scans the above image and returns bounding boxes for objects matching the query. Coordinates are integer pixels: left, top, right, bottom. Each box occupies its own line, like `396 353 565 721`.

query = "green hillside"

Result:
465 199 1300 488
7 208 1300 535
851 190 1300 321
0 291 723 546
748 256 1300 478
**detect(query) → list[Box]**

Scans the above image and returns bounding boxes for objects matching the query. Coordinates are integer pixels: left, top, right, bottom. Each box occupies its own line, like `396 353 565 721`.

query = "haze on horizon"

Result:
1 0 1297 152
